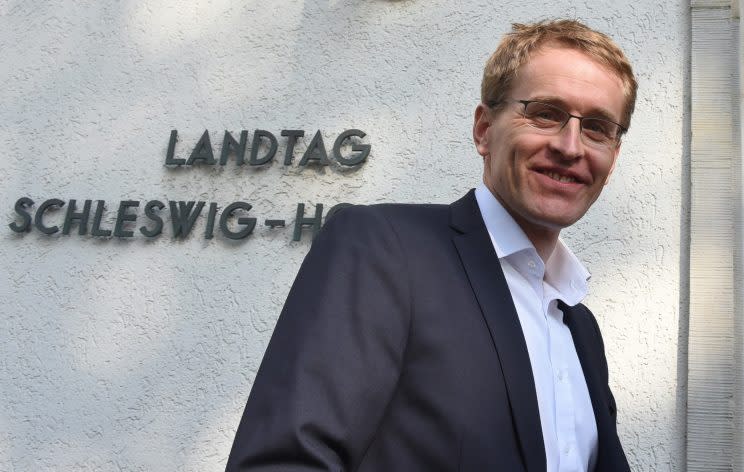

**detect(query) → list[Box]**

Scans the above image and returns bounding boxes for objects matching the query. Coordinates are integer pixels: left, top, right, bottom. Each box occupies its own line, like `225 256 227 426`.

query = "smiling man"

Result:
227 20 636 472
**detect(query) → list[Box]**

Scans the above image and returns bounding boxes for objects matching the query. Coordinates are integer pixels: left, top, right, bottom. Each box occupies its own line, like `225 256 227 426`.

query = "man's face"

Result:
473 46 625 235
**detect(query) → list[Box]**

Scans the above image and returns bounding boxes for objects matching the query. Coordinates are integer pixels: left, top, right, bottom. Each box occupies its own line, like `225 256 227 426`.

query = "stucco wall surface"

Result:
0 1 689 471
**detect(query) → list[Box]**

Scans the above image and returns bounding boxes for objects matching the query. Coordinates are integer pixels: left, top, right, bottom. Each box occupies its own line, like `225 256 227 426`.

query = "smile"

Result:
540 170 578 184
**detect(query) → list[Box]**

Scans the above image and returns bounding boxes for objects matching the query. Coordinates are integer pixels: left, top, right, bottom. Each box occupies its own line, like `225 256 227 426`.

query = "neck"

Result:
483 184 562 262
517 220 559 262
493 197 560 262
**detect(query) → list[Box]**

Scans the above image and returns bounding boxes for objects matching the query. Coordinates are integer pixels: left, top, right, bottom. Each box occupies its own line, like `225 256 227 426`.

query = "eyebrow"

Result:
528 96 621 124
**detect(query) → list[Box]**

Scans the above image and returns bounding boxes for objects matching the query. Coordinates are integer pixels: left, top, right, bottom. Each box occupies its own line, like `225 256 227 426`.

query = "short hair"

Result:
481 19 638 128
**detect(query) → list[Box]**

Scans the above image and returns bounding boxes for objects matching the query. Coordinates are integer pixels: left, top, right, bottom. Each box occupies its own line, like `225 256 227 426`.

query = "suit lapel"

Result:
450 191 546 472
560 302 627 471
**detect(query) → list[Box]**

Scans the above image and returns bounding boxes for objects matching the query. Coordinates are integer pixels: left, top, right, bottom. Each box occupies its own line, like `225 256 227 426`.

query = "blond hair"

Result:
481 19 637 127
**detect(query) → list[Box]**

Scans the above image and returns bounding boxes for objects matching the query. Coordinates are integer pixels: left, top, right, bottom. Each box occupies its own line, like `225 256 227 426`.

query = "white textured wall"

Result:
0 1 688 471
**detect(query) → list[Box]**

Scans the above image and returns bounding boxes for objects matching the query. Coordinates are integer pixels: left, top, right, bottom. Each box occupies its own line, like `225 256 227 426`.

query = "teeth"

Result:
544 171 576 183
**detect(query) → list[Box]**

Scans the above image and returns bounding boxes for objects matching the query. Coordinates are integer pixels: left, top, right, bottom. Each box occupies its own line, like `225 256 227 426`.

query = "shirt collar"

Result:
474 184 590 305
474 184 533 258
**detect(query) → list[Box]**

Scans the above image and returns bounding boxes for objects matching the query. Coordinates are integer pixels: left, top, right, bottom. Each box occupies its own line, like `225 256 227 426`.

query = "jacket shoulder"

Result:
324 202 450 234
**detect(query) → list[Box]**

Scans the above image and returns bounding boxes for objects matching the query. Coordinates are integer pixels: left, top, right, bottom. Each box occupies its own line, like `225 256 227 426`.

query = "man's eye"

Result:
528 107 563 123
582 119 618 142
583 119 609 134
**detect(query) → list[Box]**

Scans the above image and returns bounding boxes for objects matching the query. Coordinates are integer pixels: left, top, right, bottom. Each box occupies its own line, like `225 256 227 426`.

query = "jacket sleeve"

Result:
225 205 411 471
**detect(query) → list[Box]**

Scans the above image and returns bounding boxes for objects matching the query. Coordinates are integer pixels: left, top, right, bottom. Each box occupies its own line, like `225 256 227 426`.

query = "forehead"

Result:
511 46 625 121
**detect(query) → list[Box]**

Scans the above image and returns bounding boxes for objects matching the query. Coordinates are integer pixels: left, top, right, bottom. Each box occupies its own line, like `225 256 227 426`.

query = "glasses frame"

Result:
487 99 627 149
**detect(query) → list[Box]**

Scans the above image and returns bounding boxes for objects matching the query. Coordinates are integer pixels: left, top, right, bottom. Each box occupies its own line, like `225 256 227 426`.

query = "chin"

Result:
523 208 581 229
533 217 576 232
531 203 588 229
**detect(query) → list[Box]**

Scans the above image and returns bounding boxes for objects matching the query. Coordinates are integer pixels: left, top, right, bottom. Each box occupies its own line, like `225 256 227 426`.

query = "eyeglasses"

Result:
489 99 626 150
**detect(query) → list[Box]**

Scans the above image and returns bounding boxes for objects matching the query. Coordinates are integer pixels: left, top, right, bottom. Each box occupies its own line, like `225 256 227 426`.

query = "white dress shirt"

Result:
475 184 598 472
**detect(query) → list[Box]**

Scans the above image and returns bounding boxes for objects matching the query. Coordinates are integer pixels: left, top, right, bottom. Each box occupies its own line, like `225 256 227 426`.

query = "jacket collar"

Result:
560 301 630 472
449 189 546 472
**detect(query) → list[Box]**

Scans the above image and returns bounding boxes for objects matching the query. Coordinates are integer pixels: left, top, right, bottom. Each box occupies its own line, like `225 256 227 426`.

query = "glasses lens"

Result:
523 102 567 129
521 101 621 149
581 118 620 146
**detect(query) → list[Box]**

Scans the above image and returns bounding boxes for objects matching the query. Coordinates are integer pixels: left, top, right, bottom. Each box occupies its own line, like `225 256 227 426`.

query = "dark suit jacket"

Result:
226 190 630 472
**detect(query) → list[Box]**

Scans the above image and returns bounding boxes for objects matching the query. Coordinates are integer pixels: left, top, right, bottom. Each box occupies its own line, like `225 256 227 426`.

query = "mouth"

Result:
534 168 584 185
541 170 577 184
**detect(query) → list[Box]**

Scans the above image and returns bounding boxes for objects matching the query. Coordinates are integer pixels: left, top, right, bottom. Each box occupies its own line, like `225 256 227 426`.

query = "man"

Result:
226 19 636 472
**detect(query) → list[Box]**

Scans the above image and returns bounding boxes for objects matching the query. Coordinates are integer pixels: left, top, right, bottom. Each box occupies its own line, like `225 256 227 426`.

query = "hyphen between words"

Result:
8 129 369 240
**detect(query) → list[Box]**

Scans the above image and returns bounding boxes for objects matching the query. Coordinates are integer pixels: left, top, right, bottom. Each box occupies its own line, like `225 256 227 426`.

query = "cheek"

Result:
589 157 616 184
510 139 544 178
512 132 548 158
489 127 544 186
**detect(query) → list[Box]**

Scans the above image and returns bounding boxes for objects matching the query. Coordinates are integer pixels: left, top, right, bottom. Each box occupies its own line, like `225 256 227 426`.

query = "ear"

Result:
473 103 492 157
604 143 621 185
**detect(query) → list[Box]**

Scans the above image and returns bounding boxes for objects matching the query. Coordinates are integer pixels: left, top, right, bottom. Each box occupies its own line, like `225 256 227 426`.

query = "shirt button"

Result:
528 260 536 269
557 370 564 381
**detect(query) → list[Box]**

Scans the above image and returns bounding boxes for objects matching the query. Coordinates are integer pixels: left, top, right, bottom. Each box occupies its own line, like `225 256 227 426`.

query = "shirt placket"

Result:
546 296 581 471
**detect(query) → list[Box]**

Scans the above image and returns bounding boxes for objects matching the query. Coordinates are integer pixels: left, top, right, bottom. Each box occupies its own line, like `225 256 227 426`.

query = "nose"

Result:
550 116 584 160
